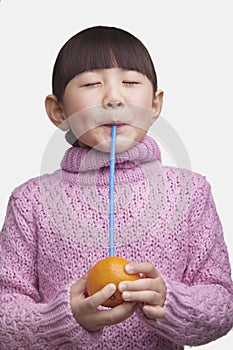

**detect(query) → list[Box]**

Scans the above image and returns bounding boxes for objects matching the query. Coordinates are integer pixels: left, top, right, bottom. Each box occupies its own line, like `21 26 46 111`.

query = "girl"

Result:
0 26 232 350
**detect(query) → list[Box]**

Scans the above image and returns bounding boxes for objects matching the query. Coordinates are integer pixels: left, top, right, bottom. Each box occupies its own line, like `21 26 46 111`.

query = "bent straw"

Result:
109 125 117 257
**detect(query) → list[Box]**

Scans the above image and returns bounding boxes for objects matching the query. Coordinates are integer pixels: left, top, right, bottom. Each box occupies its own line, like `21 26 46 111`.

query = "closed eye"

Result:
123 81 140 86
83 82 101 87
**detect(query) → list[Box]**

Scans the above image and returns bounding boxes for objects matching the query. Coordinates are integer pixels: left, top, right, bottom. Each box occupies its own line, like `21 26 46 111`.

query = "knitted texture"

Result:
0 136 233 349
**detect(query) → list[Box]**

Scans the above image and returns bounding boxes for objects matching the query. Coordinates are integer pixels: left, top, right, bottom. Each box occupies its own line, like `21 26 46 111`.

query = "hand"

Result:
70 275 138 332
118 262 166 319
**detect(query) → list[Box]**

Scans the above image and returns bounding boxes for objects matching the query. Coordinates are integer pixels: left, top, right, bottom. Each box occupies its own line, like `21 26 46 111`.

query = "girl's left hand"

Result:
118 262 167 319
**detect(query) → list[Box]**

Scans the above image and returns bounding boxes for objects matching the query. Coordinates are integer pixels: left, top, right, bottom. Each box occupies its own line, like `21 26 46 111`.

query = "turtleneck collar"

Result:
61 135 161 173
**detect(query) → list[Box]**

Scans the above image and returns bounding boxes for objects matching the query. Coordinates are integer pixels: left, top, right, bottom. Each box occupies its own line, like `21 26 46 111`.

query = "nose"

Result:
103 86 125 110
103 101 124 109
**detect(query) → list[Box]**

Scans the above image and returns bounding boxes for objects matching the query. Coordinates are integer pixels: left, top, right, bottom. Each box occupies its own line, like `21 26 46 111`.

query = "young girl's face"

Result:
52 68 163 152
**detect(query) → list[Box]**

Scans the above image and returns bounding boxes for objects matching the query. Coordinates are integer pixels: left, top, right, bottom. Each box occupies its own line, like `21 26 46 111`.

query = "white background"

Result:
0 1 232 348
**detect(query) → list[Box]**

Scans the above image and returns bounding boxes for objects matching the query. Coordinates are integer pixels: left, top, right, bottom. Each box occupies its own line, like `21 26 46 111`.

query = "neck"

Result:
61 135 162 174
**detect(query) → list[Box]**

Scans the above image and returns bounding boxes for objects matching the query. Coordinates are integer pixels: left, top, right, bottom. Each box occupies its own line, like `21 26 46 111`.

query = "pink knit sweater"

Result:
0 136 233 349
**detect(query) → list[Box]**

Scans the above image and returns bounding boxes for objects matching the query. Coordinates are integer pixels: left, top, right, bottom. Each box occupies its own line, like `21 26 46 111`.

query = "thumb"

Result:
71 274 88 296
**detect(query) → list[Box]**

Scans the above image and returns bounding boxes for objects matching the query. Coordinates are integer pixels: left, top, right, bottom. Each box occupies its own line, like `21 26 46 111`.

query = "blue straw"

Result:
109 125 117 257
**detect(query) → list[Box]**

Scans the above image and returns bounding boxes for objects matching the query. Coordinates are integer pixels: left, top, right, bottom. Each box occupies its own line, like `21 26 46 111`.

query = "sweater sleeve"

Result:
0 192 102 349
137 177 233 346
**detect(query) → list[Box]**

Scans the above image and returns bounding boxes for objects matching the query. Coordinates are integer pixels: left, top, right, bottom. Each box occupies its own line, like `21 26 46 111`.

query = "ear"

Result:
151 90 164 124
45 94 69 131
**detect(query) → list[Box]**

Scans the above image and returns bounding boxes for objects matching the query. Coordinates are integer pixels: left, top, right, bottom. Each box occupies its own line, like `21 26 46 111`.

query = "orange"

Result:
86 256 139 308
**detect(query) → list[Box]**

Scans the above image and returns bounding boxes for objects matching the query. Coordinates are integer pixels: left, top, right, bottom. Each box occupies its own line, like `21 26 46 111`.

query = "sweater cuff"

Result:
38 281 102 347
137 276 181 337
137 276 202 346
137 277 190 345
137 276 233 346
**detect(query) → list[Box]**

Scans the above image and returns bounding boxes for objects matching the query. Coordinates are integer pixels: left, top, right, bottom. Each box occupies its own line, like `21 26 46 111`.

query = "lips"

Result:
103 123 125 127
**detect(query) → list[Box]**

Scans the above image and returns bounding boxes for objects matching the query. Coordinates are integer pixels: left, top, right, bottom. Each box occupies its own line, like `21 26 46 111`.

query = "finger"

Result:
95 301 138 327
71 274 88 296
122 290 164 306
143 304 166 319
84 283 116 310
119 278 159 293
109 301 138 323
125 262 160 279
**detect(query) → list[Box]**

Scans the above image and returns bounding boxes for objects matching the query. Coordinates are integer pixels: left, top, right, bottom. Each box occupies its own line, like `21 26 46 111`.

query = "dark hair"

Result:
52 26 157 101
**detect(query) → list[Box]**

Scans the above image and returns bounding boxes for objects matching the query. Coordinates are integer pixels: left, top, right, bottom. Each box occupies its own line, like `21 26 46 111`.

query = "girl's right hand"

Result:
70 275 138 332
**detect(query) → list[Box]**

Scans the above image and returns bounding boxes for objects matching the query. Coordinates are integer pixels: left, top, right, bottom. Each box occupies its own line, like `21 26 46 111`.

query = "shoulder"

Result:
12 177 40 198
7 171 61 223
11 170 61 200
162 166 213 216
163 165 211 192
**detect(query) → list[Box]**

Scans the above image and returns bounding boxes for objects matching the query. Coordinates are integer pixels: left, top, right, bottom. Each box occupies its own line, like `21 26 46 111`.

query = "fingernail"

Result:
122 292 130 301
143 305 150 312
118 282 127 292
107 283 116 292
125 264 133 273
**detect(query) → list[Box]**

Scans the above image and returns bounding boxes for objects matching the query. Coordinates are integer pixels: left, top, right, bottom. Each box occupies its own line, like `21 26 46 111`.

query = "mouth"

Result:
103 123 126 128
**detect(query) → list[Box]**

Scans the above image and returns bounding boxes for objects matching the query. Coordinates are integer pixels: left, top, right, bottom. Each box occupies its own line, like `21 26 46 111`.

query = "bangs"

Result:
52 26 157 100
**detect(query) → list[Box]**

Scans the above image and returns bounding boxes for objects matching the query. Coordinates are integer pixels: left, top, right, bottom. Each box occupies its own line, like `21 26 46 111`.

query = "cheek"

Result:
132 90 154 109
64 100 85 117
67 93 101 117
76 93 94 110
143 94 154 108
62 88 90 117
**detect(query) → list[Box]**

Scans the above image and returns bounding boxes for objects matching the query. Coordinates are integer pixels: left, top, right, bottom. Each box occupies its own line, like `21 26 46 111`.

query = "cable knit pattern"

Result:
0 136 233 349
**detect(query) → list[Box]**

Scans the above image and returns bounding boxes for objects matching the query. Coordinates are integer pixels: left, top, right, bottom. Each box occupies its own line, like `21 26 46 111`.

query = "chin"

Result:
93 137 139 154
115 138 139 153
